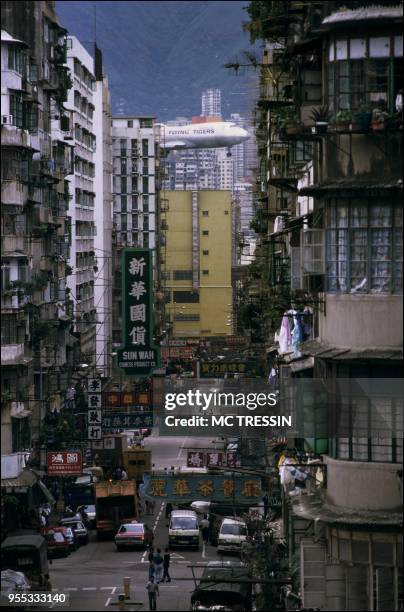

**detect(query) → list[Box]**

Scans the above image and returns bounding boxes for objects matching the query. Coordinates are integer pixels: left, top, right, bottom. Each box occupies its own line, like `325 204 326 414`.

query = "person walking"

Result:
162 547 171 583
145 526 153 549
165 502 172 520
200 515 210 544
153 548 164 584
148 560 155 580
146 576 159 611
121 468 128 480
148 546 154 564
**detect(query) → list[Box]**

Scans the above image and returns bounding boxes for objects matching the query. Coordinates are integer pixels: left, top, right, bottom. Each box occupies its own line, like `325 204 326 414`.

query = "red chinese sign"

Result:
187 451 204 468
47 451 82 476
206 452 223 467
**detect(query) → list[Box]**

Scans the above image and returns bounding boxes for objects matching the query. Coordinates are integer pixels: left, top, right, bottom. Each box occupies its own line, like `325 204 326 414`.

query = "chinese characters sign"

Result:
199 361 256 378
116 249 160 376
140 473 262 503
102 412 153 430
47 451 82 476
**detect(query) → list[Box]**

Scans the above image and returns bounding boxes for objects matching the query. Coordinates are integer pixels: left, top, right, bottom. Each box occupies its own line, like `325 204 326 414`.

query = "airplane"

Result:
158 121 249 155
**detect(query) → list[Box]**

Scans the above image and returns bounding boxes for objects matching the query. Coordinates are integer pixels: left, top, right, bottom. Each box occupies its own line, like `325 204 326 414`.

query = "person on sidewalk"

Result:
162 547 171 583
146 576 159 611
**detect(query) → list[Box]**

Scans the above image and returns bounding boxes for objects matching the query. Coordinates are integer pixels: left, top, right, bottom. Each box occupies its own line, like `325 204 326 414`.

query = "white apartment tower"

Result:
93 46 113 378
65 36 98 366
201 88 221 118
111 117 157 250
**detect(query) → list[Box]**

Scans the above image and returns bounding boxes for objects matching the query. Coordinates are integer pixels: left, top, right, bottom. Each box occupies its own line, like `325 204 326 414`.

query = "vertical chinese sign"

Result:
116 249 160 376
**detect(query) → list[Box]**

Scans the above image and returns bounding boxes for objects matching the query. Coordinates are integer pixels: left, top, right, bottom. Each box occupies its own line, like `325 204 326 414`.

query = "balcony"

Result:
1 125 32 149
1 181 26 207
1 235 27 254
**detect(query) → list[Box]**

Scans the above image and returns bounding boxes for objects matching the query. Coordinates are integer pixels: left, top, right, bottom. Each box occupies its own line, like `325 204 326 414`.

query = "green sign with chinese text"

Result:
116 248 160 376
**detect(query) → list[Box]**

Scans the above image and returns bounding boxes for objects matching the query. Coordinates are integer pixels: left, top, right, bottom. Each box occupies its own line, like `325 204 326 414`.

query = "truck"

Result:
95 481 138 539
122 447 152 482
94 434 128 474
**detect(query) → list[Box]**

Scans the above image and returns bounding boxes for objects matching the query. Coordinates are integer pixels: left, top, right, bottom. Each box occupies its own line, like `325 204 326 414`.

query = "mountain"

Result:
56 0 259 121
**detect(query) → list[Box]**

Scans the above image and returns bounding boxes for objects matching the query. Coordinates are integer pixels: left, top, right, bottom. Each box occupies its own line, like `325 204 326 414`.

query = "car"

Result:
169 510 200 550
114 522 146 551
41 528 70 558
77 504 96 529
59 518 89 545
217 518 247 554
190 500 211 515
0 569 30 608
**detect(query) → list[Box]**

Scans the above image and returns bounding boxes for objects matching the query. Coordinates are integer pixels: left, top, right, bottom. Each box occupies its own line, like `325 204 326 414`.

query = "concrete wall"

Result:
324 456 402 511
319 293 403 348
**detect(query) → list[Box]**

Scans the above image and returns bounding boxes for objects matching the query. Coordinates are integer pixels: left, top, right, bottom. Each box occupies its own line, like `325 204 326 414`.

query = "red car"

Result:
41 527 70 558
114 522 145 551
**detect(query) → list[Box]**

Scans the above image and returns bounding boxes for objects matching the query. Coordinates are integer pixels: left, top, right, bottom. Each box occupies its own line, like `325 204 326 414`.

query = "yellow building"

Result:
162 190 232 337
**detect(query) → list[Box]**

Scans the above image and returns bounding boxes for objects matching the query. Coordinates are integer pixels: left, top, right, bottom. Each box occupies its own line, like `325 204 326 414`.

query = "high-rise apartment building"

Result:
65 36 98 367
201 88 222 118
1 1 75 454
93 48 113 378
162 190 233 337
111 116 157 346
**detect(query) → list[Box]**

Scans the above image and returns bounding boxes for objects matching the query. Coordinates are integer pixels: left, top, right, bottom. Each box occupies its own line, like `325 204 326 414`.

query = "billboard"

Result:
141 473 262 503
116 249 160 376
47 451 82 476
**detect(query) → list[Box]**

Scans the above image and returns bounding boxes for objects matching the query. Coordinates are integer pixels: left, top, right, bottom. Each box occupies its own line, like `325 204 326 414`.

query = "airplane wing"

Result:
160 140 188 150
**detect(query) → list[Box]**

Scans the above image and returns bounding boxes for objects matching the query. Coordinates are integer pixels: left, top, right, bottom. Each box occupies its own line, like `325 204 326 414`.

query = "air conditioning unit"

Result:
2 115 13 126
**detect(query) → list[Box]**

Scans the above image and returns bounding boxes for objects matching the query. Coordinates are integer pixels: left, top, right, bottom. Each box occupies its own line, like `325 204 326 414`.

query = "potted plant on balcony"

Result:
333 110 352 132
310 105 331 134
352 104 372 132
371 101 389 131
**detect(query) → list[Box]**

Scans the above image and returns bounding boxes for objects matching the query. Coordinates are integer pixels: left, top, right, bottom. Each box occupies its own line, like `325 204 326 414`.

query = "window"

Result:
8 46 26 75
143 196 149 212
202 230 209 236
202 210 209 217
142 139 149 156
326 199 402 294
202 250 209 256
127 120 133 128
224 211 229 215
121 214 127 231
202 270 209 276
143 233 149 247
140 118 153 128
173 291 199 303
173 270 193 280
9 94 23 128
121 177 127 194
121 158 127 175
142 177 149 194
327 34 403 112
132 195 138 211
174 313 200 321
121 196 127 213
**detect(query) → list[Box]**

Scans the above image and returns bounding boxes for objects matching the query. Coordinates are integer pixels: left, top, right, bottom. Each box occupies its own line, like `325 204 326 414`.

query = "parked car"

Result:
41 528 70 558
217 518 247 554
59 518 89 545
114 522 146 551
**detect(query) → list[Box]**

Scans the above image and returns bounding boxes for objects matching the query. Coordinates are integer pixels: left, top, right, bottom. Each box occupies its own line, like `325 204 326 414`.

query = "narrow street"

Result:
50 433 222 611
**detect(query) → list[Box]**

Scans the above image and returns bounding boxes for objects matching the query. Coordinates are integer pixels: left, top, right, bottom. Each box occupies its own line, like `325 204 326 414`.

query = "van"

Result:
217 518 247 554
168 510 199 550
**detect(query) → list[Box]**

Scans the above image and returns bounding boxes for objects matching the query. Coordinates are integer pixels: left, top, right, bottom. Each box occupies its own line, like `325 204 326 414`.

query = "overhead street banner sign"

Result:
116 248 160 376
199 360 257 377
140 473 262 503
102 412 153 430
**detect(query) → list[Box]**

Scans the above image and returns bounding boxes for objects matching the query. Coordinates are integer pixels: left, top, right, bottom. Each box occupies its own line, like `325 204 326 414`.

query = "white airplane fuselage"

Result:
159 121 249 150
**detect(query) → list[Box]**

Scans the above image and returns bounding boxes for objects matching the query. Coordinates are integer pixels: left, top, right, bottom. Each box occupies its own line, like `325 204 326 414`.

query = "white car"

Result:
217 518 247 554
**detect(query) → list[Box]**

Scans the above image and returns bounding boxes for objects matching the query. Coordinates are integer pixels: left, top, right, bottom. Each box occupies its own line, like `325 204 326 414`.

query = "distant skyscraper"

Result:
201 88 221 117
